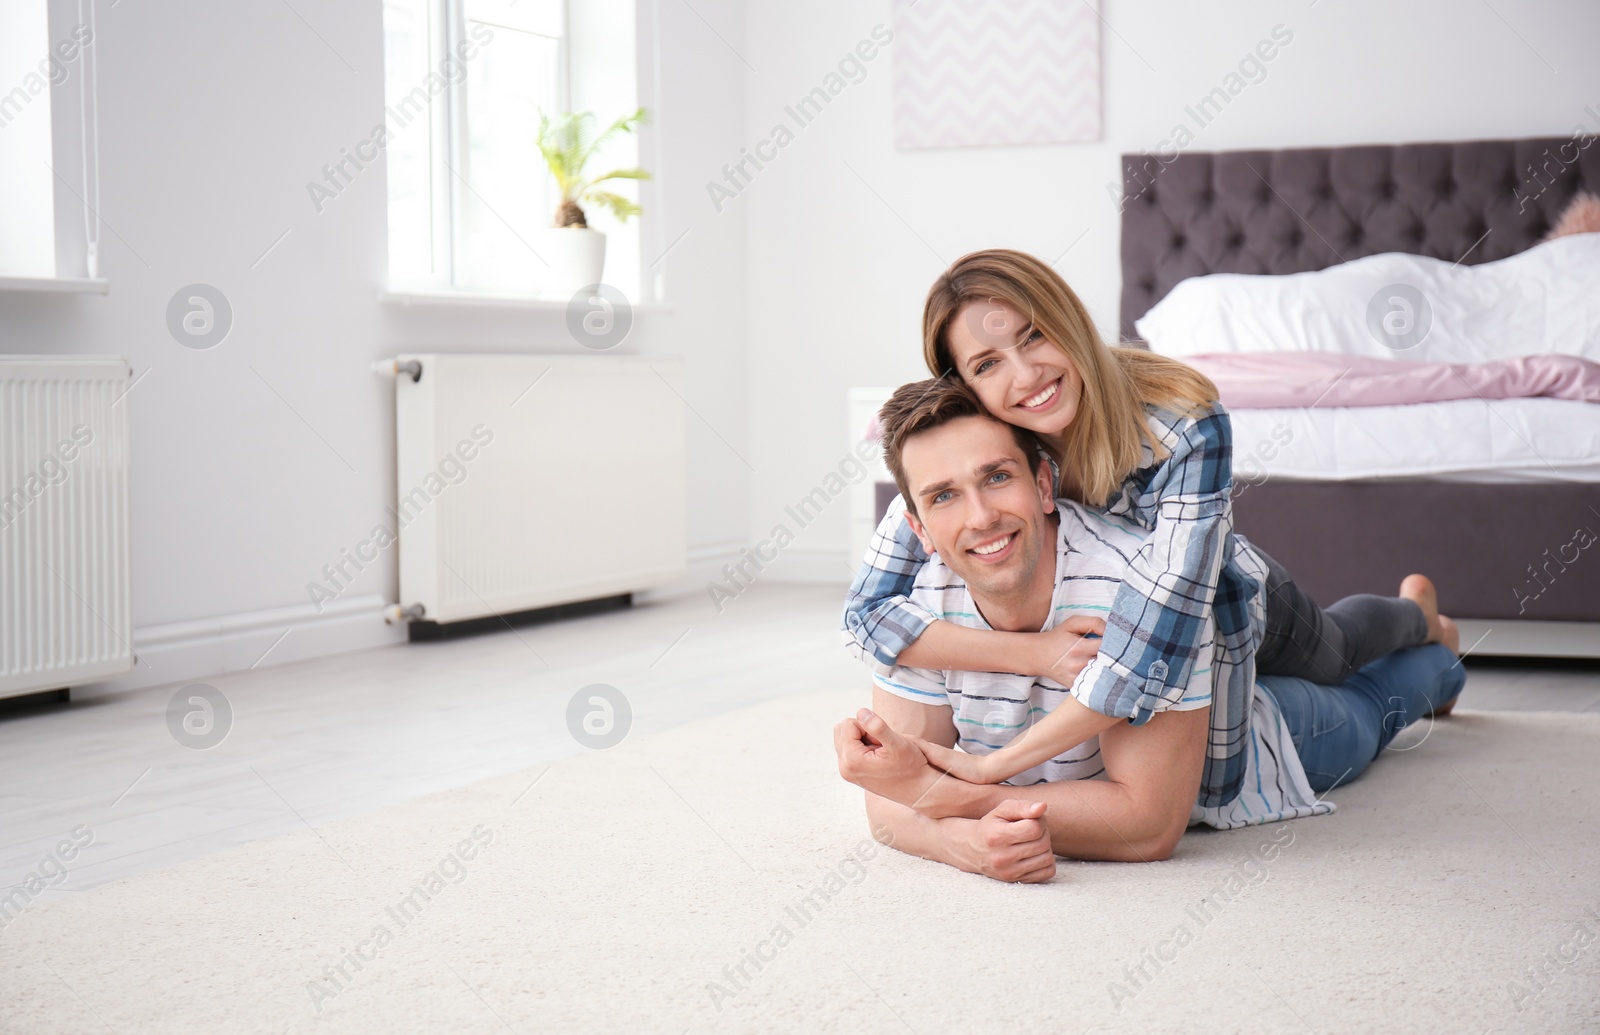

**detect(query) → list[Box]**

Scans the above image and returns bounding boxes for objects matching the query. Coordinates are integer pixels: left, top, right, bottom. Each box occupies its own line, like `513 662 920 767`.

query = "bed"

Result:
1118 136 1600 657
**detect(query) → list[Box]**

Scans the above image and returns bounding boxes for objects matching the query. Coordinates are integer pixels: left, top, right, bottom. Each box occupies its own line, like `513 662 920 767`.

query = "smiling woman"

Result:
842 248 1450 815
919 249 1217 506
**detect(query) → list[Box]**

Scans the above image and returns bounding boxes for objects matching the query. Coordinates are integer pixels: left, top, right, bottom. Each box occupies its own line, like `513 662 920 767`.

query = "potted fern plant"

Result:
536 108 650 297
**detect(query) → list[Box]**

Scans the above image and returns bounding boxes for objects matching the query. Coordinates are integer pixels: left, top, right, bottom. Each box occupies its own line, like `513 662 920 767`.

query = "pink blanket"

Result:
1183 352 1600 409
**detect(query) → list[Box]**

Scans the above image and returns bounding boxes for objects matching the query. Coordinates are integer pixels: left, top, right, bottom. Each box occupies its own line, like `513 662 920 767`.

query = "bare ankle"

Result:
1400 574 1443 644
1438 615 1461 655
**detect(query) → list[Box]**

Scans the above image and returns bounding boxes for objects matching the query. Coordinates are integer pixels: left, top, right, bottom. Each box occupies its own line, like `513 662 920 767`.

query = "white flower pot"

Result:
539 227 607 299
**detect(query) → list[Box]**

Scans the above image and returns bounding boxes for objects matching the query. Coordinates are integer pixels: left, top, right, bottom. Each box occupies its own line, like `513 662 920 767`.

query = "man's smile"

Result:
966 530 1019 563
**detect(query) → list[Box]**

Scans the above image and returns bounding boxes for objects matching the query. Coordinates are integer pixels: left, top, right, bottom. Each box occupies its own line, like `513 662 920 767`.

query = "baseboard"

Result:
754 546 856 584
65 538 857 701
634 540 746 605
639 542 853 609
1455 619 1600 659
73 593 406 699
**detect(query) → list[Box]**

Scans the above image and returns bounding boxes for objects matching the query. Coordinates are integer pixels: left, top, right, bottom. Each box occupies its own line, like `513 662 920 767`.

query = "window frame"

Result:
383 0 656 305
448 0 572 288
0 0 105 291
387 0 575 296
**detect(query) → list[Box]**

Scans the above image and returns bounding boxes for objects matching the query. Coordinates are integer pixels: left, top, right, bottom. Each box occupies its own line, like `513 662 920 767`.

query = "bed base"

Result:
1231 478 1600 657
1452 620 1600 660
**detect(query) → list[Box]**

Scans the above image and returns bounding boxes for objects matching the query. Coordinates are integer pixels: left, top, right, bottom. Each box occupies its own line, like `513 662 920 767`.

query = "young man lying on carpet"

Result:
832 378 1465 883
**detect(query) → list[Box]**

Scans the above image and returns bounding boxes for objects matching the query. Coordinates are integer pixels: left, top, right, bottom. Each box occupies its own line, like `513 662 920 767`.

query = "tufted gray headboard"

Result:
1118 136 1600 341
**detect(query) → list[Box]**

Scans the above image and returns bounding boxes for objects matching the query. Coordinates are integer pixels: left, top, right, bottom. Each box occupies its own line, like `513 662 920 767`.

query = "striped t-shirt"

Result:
872 499 1334 830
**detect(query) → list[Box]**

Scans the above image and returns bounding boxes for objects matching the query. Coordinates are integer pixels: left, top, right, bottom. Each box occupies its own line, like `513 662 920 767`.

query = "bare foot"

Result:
1400 574 1445 645
1438 614 1460 655
1429 615 1463 717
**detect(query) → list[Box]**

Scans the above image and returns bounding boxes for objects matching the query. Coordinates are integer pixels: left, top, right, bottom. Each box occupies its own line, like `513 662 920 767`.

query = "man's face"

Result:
901 415 1056 601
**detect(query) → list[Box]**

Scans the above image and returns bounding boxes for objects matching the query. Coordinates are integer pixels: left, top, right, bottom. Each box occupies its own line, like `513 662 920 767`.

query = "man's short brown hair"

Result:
878 377 1048 516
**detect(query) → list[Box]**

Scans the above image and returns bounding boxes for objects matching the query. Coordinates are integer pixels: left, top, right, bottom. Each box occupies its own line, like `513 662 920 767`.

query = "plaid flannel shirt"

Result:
840 402 1263 809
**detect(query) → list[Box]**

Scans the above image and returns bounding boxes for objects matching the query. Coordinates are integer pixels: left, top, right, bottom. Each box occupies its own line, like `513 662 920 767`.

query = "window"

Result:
382 0 646 301
0 0 101 285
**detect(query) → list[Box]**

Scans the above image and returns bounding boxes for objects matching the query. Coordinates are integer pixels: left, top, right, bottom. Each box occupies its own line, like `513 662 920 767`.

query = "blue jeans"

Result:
1258 644 1466 794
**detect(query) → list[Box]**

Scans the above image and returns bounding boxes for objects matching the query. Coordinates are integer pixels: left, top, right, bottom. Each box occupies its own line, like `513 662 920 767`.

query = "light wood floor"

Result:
2 582 1597 904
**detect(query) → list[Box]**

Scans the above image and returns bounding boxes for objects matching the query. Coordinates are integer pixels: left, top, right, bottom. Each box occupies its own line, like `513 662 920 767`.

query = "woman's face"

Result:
946 298 1083 437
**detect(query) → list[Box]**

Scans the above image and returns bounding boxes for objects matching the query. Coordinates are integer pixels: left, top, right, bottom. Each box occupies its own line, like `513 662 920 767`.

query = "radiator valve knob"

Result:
384 603 426 624
371 358 423 382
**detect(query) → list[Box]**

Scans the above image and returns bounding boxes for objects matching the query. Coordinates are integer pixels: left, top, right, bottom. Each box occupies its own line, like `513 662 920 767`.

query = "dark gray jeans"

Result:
1253 547 1430 685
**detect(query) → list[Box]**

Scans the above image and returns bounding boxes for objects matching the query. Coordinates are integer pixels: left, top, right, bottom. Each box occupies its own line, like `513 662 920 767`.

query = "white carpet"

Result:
2 687 1598 1034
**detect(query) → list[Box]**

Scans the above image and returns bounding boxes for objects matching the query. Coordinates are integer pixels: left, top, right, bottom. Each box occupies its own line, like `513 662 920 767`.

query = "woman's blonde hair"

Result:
921 248 1219 507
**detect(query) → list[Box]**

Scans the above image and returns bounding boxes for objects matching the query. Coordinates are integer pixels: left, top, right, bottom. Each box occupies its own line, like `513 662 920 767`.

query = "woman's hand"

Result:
1030 616 1106 687
834 709 939 806
910 736 1007 784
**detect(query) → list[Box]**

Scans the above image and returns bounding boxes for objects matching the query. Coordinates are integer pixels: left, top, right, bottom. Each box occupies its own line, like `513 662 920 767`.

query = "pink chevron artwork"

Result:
891 0 1102 149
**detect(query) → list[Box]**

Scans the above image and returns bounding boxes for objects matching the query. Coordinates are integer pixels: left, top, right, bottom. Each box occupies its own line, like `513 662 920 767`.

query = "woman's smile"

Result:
1016 377 1063 412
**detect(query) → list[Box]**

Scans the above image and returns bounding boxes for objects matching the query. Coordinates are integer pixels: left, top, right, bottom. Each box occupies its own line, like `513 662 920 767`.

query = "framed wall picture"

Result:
892 0 1103 149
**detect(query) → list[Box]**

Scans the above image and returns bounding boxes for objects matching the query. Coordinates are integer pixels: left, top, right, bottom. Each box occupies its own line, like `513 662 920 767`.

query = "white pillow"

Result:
1133 233 1600 363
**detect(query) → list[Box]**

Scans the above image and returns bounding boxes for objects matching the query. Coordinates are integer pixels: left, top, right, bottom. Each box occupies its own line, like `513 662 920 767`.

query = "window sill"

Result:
0 276 109 295
380 288 672 314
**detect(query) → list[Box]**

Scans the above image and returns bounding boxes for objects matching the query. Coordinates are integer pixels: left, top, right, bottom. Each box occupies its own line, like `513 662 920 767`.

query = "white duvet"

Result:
1136 233 1600 365
1229 398 1600 483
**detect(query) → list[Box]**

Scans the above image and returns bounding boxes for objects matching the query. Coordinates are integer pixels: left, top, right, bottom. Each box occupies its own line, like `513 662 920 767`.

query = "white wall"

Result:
741 0 1600 581
0 0 751 691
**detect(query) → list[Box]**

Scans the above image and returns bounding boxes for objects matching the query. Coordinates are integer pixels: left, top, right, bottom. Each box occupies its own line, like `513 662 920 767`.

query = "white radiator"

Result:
0 357 133 697
391 354 687 624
